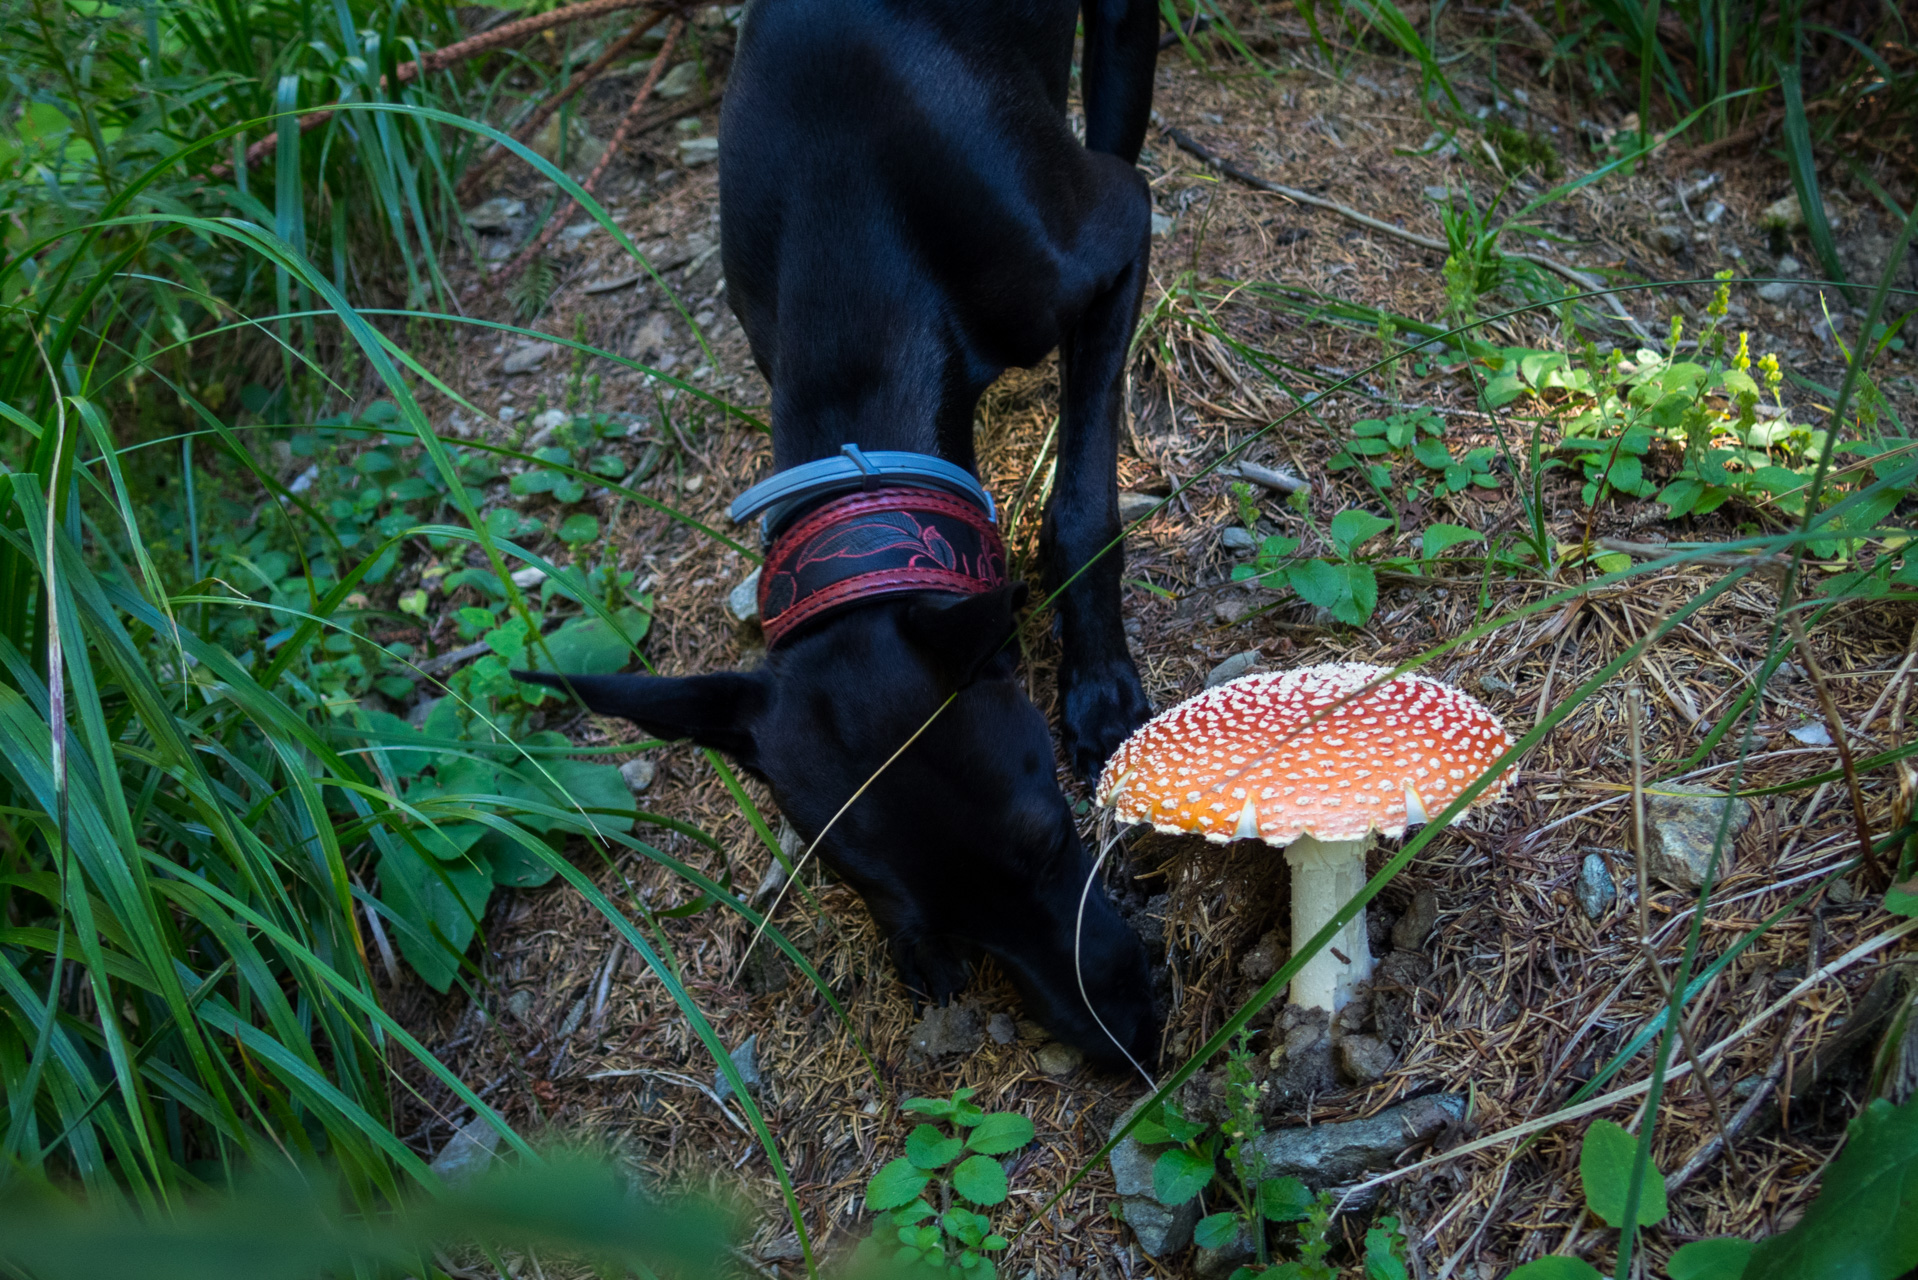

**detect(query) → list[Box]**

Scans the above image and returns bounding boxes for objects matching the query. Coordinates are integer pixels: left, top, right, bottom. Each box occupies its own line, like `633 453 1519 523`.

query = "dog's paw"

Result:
1060 655 1152 782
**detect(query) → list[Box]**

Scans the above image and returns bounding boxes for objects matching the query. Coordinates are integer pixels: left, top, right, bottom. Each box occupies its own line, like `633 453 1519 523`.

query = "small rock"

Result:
503 341 551 375
1422 184 1452 201
678 136 719 167
1014 1017 1047 1043
1826 877 1856 905
655 61 700 97
1109 1099 1201 1256
1756 280 1798 304
1222 526 1258 553
465 196 524 231
909 1003 983 1058
1777 254 1802 275
504 989 535 1021
559 219 596 245
1646 785 1751 889
1118 490 1163 524
1206 650 1263 688
558 995 588 1037
1150 209 1175 237
1576 852 1617 920
510 565 546 589
987 1012 1017 1045
1337 1033 1396 1083
1789 721 1833 746
1702 199 1727 224
1212 597 1257 626
1036 1042 1084 1076
713 1033 760 1103
1238 929 1286 984
430 1113 504 1185
1761 193 1805 231
1391 887 1441 951
1246 1093 1467 1185
528 406 568 438
728 567 762 624
620 756 657 793
1650 223 1687 253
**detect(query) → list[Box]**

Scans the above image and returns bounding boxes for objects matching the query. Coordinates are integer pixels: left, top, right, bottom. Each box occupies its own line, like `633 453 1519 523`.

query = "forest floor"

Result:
380 20 1918 1280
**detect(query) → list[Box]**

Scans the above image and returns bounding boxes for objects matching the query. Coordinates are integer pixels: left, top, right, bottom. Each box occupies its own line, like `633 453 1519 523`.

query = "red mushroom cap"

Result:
1097 663 1514 844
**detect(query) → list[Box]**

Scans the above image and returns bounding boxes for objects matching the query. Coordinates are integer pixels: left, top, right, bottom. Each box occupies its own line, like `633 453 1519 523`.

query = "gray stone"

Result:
558 995 588 1037
1222 526 1258 552
728 567 762 624
1650 223 1688 253
1150 209 1175 237
1645 785 1751 889
1206 650 1263 688
1337 1033 1396 1083
1391 887 1440 951
620 756 657 793
1109 1100 1201 1256
654 61 700 97
909 1002 982 1058
1576 852 1617 920
465 196 524 231
678 136 719 167
431 1113 503 1185
1119 490 1163 524
1238 929 1285 984
1037 1042 1084 1075
1776 255 1802 275
504 989 534 1021
1422 185 1451 201
1246 1092 1467 1186
1756 280 1799 304
502 341 551 374
1761 193 1804 231
510 564 546 589
713 1032 760 1103
987 1012 1017 1045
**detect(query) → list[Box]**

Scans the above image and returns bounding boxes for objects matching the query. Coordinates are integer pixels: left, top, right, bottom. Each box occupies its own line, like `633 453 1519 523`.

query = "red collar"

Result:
758 487 1008 648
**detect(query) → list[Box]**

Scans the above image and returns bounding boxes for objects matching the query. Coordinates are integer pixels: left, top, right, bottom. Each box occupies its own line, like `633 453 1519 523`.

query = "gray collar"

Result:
728 443 998 537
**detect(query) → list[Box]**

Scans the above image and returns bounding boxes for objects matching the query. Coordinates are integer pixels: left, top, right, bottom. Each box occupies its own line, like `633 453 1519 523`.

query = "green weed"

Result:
857 1088 1036 1277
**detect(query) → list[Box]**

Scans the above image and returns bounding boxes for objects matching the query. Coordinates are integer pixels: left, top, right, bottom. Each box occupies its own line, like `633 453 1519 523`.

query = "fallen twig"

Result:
1164 126 1655 341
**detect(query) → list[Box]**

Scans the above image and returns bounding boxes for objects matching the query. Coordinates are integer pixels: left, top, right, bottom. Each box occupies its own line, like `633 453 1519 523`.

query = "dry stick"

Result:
500 13 686 284
1665 1012 1804 1194
457 6 669 199
1789 611 1885 889
1626 684 1740 1181
1163 126 1655 342
207 0 677 179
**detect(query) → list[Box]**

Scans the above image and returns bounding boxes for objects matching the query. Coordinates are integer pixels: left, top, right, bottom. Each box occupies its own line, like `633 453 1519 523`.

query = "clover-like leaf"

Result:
965 1113 1034 1155
1258 1176 1313 1223
1578 1119 1667 1229
905 1123 965 1170
951 1155 1008 1206
864 1157 932 1211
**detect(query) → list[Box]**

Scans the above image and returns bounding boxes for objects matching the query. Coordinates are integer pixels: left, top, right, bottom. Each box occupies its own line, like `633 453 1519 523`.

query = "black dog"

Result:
521 0 1162 1069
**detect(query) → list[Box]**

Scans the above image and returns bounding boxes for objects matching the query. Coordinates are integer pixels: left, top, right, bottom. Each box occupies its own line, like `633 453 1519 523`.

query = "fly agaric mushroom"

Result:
1097 663 1513 1014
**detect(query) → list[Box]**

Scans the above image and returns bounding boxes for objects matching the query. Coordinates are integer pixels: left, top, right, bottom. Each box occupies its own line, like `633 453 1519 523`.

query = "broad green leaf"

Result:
951 1155 1008 1206
1329 509 1393 557
1743 1094 1918 1280
864 1157 931 1211
377 847 492 992
1158 1103 1207 1144
362 710 432 778
1503 1260 1602 1280
902 1096 957 1119
1287 559 1379 627
475 827 559 888
522 606 651 676
1422 523 1484 560
1153 1148 1216 1206
1365 1219 1410 1280
1481 374 1528 407
538 759 636 836
905 1124 964 1170
1194 1213 1240 1250
414 821 488 862
1593 553 1632 574
1412 438 1453 470
1579 1119 1667 1228
1668 1237 1754 1280
558 513 600 544
965 1113 1035 1155
1887 874 1918 919
1258 1175 1313 1222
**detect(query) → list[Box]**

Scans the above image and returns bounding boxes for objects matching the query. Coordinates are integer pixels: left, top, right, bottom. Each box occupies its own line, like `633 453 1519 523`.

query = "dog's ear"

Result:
513 670 766 762
900 582 1030 689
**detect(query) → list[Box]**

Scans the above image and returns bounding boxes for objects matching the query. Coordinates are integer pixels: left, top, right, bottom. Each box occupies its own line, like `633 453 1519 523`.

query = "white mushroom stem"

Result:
1284 834 1375 1014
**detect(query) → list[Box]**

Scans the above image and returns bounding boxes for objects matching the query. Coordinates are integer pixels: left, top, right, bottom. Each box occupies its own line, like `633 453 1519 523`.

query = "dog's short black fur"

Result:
521 0 1164 1069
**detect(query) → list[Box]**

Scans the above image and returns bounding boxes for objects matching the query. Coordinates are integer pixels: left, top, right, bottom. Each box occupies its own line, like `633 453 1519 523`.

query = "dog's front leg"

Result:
1043 167 1154 780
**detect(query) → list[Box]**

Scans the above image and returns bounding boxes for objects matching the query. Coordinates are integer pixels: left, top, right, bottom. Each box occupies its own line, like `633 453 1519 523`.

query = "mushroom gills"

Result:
1282 833 1376 1014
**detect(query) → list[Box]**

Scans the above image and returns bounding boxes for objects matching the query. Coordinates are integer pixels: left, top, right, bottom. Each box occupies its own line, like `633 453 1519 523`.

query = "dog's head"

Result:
516 583 1159 1070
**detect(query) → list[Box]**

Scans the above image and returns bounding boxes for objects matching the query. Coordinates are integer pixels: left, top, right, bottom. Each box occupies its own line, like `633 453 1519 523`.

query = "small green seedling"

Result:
857 1087 1036 1277
1331 409 1498 498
